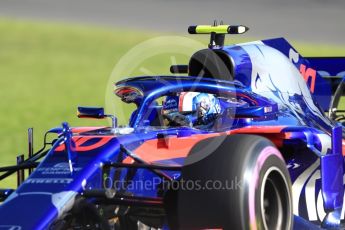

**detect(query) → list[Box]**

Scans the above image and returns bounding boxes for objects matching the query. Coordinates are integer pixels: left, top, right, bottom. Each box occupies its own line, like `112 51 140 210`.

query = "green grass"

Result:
0 18 344 188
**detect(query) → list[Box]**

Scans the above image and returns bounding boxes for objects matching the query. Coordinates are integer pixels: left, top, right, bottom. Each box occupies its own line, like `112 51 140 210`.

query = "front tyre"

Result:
165 134 293 230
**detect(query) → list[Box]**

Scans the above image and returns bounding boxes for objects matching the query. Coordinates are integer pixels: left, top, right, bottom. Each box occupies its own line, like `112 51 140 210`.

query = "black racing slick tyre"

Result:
165 134 293 230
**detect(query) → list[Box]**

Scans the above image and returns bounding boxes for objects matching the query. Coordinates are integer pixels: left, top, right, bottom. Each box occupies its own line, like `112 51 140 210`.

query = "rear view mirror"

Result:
77 106 118 128
77 107 106 119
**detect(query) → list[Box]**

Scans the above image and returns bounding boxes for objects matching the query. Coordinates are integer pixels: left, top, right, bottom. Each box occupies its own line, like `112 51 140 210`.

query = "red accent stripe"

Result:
234 93 258 105
131 126 287 163
227 125 285 134
55 136 113 152
131 133 220 163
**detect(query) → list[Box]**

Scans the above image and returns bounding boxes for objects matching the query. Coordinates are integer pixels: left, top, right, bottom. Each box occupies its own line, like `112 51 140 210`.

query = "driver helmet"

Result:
162 92 221 127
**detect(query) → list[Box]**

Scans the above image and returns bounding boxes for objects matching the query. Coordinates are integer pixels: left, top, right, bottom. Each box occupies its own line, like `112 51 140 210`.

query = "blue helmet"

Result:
162 92 221 127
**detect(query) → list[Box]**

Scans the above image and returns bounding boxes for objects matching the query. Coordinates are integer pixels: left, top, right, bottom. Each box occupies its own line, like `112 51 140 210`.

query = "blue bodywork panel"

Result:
0 35 344 229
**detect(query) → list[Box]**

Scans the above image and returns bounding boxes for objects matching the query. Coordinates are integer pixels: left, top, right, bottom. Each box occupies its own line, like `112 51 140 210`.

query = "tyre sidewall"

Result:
170 135 292 230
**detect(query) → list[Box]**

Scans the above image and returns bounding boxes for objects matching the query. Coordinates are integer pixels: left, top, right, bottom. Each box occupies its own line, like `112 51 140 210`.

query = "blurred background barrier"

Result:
1 0 345 44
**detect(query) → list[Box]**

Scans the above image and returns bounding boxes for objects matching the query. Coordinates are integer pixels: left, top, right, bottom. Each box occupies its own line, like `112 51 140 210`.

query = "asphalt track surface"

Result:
0 0 344 45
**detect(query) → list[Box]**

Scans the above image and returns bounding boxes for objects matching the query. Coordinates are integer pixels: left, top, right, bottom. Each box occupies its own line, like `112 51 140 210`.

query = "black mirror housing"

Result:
77 106 105 119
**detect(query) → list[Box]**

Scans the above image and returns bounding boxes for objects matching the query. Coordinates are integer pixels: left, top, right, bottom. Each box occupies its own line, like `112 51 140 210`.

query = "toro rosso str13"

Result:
0 23 345 230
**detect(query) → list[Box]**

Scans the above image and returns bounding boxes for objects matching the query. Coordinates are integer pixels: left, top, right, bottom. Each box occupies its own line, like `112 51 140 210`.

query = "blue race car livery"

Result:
1 23 345 230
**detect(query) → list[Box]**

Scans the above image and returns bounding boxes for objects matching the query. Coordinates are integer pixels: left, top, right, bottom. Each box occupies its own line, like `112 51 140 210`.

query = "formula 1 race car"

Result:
0 23 345 230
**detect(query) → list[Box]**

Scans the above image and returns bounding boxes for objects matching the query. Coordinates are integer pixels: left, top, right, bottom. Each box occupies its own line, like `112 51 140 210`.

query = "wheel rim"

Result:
260 167 291 230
